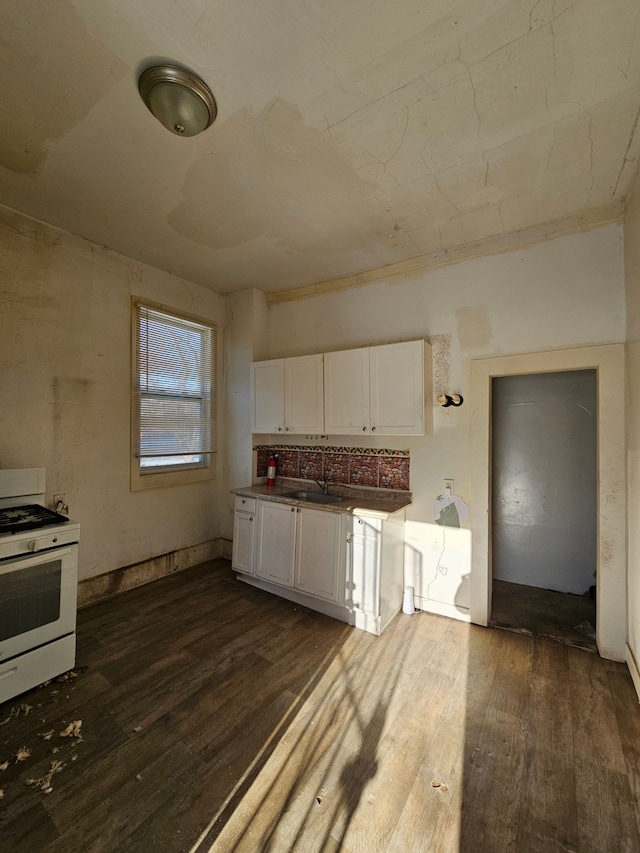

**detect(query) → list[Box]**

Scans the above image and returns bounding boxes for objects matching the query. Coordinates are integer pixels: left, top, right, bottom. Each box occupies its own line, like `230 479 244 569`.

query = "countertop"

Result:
232 479 412 519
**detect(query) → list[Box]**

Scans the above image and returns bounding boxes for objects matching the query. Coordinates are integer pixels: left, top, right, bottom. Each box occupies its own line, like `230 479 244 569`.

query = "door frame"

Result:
469 344 626 661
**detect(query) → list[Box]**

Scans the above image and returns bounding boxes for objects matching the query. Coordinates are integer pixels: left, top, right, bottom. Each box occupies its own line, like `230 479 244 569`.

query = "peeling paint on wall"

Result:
434 493 469 528
430 332 452 398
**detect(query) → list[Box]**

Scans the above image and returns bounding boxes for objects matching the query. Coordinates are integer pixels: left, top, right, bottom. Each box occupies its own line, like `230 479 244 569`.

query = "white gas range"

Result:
0 468 80 705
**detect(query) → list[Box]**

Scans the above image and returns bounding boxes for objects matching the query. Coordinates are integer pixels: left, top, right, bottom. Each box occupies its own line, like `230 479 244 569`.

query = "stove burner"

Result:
0 504 70 535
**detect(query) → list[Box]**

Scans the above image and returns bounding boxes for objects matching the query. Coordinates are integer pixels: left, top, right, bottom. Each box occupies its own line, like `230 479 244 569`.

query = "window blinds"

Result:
135 303 216 469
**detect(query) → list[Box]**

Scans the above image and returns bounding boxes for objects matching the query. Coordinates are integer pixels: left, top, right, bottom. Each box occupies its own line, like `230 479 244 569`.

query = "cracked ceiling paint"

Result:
0 0 638 293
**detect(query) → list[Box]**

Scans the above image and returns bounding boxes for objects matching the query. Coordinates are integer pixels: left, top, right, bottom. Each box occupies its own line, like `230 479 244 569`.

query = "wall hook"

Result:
437 393 463 408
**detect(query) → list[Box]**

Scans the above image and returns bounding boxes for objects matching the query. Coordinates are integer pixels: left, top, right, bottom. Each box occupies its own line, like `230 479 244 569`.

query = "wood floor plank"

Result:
607 667 640 838
568 645 629 774
132 688 312 853
46 742 203 853
2 558 640 853
514 641 579 851
0 800 61 851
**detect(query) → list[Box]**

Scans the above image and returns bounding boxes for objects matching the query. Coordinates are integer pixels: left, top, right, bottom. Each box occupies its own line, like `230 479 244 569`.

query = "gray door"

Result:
491 370 596 594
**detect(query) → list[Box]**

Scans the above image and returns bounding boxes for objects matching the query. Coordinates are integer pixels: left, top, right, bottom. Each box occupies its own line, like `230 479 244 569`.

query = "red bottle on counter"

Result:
266 454 277 488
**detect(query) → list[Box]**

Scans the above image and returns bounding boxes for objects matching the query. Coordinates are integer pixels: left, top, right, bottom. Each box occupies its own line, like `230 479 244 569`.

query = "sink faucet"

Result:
313 478 329 494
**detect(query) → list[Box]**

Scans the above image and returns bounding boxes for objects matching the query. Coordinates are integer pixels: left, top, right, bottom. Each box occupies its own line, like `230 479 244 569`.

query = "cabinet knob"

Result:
278 427 283 431
250 516 253 522
242 499 246 504
297 508 300 513
371 426 376 432
362 426 367 432
285 427 290 432
291 507 295 512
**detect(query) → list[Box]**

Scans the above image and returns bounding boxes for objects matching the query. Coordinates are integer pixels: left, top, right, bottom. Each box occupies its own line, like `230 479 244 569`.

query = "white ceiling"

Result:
1 0 640 294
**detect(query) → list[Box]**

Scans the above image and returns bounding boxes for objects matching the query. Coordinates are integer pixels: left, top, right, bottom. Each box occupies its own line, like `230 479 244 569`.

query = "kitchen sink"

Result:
281 491 345 504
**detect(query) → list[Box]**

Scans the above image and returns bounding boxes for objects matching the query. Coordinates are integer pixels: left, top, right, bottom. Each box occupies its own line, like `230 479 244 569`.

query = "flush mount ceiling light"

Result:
138 64 217 137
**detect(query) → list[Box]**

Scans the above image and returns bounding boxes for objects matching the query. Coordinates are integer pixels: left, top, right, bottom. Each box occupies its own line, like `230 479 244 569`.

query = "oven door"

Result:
0 544 78 664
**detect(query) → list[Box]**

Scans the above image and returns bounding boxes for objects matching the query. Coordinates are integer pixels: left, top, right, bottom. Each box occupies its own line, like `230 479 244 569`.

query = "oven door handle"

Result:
0 544 76 575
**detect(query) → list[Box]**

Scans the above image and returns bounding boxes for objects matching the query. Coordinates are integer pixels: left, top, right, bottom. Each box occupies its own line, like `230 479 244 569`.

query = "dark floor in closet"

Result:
491 579 598 652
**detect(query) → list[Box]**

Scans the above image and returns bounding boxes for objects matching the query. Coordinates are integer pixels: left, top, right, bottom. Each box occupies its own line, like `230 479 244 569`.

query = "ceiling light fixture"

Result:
138 64 217 137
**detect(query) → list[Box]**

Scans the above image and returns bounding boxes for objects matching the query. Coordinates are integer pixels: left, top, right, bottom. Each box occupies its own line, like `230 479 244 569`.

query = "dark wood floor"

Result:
1 559 639 852
491 579 598 652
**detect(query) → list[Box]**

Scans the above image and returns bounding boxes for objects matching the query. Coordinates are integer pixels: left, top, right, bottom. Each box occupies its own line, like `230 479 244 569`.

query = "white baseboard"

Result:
78 538 231 607
415 596 471 623
626 643 640 702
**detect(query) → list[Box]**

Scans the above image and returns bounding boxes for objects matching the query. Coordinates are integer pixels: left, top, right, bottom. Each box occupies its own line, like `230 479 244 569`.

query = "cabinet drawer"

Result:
235 496 256 513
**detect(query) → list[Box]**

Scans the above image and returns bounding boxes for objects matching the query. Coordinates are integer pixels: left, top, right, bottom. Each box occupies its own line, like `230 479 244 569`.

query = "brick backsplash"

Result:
255 445 410 491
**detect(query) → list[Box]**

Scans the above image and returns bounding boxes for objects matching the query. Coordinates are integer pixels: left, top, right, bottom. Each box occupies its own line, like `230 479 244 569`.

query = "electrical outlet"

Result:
53 494 69 515
444 479 454 495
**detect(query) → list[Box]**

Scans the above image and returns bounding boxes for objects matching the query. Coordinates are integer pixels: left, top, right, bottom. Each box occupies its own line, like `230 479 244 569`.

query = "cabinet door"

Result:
285 355 324 434
370 340 425 435
324 348 370 434
347 517 380 614
255 500 296 586
251 360 285 433
294 507 343 602
232 511 255 574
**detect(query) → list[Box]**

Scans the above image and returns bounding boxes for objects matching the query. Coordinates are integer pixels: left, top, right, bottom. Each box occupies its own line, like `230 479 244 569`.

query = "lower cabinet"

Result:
255 500 296 586
346 514 405 634
254 500 343 601
231 496 256 574
294 505 343 602
232 494 405 635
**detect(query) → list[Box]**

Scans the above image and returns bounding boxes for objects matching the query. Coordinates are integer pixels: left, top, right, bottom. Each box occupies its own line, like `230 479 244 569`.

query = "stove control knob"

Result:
27 540 38 552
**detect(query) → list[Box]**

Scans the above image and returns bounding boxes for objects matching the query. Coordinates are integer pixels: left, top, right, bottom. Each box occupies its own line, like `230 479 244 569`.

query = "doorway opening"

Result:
469 344 626 662
489 369 597 650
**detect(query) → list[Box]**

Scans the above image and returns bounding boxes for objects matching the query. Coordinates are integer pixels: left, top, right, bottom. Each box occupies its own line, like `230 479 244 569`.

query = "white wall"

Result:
224 288 269 538
0 205 226 581
625 179 640 695
259 225 625 621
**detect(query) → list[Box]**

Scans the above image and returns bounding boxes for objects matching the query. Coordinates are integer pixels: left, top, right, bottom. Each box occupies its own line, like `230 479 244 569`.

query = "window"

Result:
131 300 217 490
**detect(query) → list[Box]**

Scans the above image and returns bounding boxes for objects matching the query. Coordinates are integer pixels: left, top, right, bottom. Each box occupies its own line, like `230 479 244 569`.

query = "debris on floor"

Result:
59 719 83 739
26 760 65 795
0 670 86 802
1 704 33 726
15 746 31 763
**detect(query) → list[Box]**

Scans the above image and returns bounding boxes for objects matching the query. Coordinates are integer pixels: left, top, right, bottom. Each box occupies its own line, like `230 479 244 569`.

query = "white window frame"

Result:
131 298 217 492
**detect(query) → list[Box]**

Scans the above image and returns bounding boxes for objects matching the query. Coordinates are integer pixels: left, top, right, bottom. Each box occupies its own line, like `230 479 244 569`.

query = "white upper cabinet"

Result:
284 355 324 434
325 340 430 436
370 340 427 435
251 354 324 434
323 348 369 435
252 340 430 436
251 359 285 433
